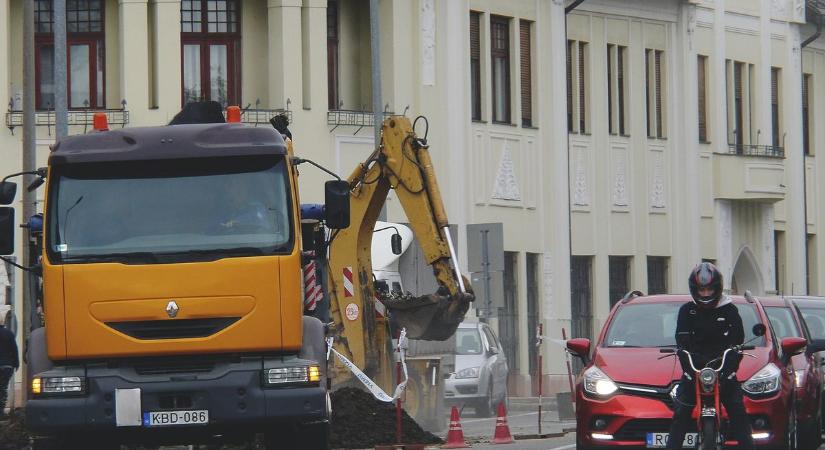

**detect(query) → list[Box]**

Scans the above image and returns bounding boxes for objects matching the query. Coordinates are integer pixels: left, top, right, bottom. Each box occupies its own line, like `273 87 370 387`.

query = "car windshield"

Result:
764 306 802 339
603 302 766 348
47 155 292 264
455 328 483 355
799 307 825 339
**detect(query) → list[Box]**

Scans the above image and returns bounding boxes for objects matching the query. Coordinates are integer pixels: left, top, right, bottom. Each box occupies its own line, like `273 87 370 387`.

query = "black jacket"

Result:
675 299 744 375
0 325 19 369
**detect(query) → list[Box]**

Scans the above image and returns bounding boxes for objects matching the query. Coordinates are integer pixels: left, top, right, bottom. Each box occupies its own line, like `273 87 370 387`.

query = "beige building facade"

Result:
1 0 824 398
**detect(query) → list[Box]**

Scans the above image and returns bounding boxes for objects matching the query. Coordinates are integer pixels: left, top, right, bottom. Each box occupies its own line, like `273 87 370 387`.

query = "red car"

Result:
760 296 825 448
567 293 806 449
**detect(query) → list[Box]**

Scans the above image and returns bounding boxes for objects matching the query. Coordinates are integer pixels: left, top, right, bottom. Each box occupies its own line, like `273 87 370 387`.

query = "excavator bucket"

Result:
382 288 474 341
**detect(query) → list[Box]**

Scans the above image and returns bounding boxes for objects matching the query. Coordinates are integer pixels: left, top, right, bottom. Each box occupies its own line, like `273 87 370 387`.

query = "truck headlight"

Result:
456 367 480 379
583 366 618 397
263 365 321 387
32 376 85 395
742 363 781 395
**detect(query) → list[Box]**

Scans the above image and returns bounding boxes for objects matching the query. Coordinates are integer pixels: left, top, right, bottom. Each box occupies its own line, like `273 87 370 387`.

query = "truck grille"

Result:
131 356 229 375
106 317 240 340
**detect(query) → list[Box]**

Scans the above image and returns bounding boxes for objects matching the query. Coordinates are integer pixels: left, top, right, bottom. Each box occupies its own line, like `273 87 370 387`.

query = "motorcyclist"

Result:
666 262 754 450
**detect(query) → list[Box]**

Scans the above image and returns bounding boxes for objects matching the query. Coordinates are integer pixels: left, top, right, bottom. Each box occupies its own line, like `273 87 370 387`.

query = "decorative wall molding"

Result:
613 157 629 207
573 150 590 207
491 145 522 202
650 152 666 209
542 253 554 315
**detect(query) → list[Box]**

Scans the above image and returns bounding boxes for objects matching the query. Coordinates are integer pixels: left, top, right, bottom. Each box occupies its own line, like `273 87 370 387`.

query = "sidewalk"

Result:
447 396 577 443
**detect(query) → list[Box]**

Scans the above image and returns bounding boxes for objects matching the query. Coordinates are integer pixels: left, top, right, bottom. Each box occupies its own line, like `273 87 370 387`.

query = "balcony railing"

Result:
229 108 291 126
327 109 396 134
726 143 785 158
5 108 130 135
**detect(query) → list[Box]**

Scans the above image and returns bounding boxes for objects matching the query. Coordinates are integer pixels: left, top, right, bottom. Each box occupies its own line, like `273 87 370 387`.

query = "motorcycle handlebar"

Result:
678 346 742 373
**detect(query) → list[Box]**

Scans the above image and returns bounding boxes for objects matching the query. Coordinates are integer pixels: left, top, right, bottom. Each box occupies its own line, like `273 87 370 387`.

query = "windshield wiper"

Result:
62 251 159 264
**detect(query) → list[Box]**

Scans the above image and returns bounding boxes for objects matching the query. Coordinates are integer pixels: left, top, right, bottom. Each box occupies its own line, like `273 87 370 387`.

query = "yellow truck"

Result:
0 106 472 449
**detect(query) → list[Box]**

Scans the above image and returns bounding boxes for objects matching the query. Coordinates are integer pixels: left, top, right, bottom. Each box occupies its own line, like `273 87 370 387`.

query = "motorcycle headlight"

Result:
794 369 806 388
583 366 618 397
456 367 480 379
742 363 781 395
699 368 717 392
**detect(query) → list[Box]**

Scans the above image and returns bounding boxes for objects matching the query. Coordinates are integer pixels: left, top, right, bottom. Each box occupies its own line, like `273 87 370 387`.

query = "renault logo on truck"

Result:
166 301 179 318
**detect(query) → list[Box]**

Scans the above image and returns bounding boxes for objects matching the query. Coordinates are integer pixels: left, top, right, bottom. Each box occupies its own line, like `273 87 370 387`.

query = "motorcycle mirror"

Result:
752 323 766 337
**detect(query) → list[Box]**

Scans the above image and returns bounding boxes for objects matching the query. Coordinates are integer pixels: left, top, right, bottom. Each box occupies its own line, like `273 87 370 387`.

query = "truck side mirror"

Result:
391 233 402 255
0 207 15 255
0 182 17 205
324 180 350 229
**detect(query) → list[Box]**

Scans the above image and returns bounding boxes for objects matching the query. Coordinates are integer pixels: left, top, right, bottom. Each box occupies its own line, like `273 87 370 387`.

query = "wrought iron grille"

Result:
726 143 785 158
326 109 396 134
5 109 130 134
228 108 291 126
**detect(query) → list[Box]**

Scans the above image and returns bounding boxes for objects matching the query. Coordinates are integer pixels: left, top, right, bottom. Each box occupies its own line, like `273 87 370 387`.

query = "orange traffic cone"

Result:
442 406 469 449
491 402 514 444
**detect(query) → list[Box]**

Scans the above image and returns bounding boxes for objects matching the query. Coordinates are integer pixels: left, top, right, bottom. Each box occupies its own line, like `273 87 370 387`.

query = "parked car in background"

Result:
760 296 825 447
444 321 508 417
789 296 825 431
567 293 805 449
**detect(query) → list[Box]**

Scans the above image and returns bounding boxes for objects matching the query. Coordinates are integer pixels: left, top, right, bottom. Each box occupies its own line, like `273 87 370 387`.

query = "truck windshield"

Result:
47 155 292 264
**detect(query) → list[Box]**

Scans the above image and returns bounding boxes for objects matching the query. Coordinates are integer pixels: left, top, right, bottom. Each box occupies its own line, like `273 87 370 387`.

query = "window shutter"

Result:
470 11 481 120
607 44 613 134
618 46 625 135
520 20 532 127
645 49 651 137
655 50 663 138
578 42 586 133
771 67 779 148
567 40 573 132
803 74 811 155
698 55 707 142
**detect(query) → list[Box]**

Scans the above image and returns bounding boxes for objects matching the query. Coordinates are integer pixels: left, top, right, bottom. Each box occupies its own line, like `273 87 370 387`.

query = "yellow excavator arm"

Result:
326 116 473 372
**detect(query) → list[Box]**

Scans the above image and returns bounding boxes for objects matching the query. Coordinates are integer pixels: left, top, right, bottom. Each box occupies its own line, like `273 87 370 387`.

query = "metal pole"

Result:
369 0 382 147
54 0 68 138
481 230 491 320
22 0 37 406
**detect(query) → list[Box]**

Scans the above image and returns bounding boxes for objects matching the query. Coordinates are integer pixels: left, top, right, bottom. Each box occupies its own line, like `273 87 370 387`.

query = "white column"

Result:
268 0 303 110
713 0 728 155
301 0 327 111
784 23 808 294
153 0 181 116
539 0 573 393
119 0 150 114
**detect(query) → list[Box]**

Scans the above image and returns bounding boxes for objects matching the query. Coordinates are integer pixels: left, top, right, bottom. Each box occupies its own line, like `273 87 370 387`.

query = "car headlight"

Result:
583 366 618 397
794 369 806 388
32 376 85 395
742 363 781 395
456 367 480 379
263 365 321 387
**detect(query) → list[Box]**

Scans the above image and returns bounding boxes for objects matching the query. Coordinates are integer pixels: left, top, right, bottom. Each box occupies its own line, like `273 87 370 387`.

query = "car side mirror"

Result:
781 337 808 363
487 346 500 356
566 338 591 365
0 182 16 205
324 180 350 229
0 207 15 255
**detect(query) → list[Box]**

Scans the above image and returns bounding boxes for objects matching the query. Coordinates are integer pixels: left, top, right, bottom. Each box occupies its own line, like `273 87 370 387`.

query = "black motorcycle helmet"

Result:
688 262 724 308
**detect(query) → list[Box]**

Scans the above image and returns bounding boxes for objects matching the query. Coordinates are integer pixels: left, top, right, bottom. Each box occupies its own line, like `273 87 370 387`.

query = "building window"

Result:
804 73 812 155
327 1 339 110
609 256 631 308
607 44 627 136
698 55 708 143
726 60 755 151
645 49 665 138
180 0 240 107
520 20 533 127
34 0 106 110
567 40 589 133
570 255 593 372
647 256 668 295
490 16 510 124
771 67 782 150
470 11 481 121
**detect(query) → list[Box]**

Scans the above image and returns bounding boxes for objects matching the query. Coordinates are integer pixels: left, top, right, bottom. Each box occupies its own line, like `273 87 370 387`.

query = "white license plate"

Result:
646 432 698 448
142 410 209 427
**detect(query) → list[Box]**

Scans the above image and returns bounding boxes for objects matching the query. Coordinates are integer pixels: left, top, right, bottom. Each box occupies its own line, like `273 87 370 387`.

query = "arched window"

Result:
180 0 241 107
35 0 106 110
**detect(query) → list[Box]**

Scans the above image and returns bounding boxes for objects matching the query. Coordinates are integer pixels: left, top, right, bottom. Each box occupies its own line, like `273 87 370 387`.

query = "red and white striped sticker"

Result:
374 293 387 318
343 266 354 297
303 261 324 311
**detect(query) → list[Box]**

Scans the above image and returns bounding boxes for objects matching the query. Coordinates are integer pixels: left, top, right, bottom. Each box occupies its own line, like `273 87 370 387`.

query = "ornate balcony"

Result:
5 108 130 135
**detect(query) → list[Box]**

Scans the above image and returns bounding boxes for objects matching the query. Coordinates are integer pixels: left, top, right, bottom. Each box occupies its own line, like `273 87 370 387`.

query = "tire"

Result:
700 416 718 450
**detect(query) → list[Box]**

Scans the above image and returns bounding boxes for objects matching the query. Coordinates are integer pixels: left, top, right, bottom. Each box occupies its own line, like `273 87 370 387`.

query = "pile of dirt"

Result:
0 409 31 450
330 387 442 449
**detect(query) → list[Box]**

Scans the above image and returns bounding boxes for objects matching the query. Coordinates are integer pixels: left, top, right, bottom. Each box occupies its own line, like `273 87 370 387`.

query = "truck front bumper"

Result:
26 356 328 441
